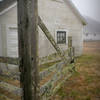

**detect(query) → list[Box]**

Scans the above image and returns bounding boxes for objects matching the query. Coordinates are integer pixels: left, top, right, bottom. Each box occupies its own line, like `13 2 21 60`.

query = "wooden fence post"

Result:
68 36 75 63
17 0 40 100
68 36 72 57
68 36 72 48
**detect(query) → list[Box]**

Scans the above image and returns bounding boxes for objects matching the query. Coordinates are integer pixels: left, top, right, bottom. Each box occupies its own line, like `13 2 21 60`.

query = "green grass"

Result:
85 75 94 83
68 90 80 98
39 60 61 71
56 87 67 99
52 54 100 100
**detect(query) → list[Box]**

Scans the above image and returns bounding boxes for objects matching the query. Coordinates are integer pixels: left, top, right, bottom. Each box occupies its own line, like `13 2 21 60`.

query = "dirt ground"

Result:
53 41 100 100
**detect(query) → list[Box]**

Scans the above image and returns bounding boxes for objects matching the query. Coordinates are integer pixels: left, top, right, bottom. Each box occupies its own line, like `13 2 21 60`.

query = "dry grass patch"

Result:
52 54 100 100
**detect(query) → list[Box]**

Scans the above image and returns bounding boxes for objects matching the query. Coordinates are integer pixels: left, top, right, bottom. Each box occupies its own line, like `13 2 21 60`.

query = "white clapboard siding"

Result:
7 27 18 58
6 26 18 70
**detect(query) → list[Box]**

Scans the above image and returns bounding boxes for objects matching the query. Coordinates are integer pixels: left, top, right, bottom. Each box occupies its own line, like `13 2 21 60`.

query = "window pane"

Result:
57 31 66 44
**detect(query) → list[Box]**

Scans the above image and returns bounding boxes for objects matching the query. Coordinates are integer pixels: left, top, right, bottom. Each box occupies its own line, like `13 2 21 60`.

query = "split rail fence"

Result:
0 0 75 100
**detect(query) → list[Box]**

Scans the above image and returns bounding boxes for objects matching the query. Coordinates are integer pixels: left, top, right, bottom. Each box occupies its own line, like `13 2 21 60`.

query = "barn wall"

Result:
0 0 84 61
84 32 100 41
0 5 17 72
38 0 83 57
0 24 2 56
0 5 17 56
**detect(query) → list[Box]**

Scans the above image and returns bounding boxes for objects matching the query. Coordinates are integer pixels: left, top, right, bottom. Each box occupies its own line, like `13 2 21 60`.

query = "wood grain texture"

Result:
17 0 40 100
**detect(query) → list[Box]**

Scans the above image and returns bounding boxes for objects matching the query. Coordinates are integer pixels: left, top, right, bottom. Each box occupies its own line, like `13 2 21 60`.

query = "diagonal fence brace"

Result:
38 16 67 61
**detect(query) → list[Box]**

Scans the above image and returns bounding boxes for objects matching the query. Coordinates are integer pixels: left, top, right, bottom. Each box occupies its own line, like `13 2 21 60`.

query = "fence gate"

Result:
0 0 75 100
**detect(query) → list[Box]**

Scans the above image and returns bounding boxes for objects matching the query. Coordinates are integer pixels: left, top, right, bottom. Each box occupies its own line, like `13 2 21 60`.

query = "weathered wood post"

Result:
68 36 75 64
17 0 40 100
68 36 72 48
72 47 75 58
68 36 72 58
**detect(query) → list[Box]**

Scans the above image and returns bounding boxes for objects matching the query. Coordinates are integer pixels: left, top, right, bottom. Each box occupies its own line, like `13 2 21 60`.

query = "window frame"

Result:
55 29 68 44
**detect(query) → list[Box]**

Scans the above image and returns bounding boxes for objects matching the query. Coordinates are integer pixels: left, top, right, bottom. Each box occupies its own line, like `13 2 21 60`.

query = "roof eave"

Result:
63 0 87 25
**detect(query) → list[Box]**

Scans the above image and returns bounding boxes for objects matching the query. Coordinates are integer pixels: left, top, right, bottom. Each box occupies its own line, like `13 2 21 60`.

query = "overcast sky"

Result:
71 0 100 22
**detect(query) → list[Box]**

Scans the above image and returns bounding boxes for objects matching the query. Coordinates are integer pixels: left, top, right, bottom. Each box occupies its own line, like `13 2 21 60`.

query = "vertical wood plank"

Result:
68 36 72 57
68 36 72 48
17 0 40 100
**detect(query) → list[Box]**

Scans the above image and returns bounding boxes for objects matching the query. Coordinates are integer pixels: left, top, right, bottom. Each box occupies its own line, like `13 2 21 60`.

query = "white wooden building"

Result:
83 32 100 41
83 16 100 41
0 0 86 71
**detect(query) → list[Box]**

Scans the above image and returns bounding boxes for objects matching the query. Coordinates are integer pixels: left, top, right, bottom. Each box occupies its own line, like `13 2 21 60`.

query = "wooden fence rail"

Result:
0 57 19 65
39 55 75 99
0 29 74 100
0 63 75 99
0 47 75 100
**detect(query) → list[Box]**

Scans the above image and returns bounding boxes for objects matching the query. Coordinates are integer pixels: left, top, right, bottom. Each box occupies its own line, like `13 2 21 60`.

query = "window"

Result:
57 31 66 44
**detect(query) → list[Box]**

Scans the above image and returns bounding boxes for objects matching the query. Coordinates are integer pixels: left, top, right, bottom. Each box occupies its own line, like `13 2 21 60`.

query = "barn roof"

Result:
0 0 16 12
64 0 87 25
0 0 87 25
